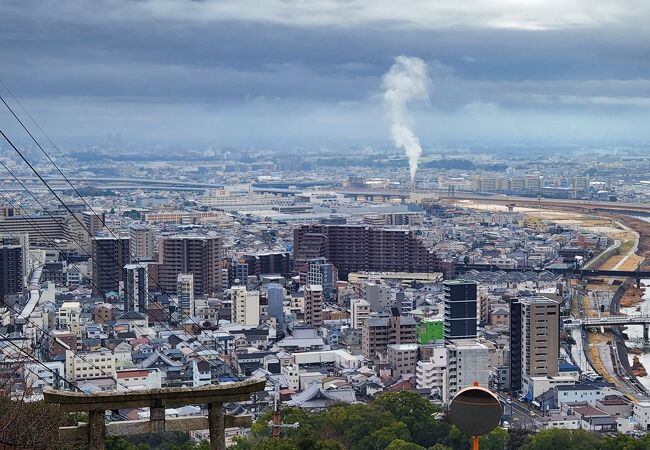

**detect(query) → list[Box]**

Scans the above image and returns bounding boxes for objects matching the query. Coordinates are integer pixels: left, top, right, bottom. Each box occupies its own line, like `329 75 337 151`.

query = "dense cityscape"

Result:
4 145 650 448
4 1 650 449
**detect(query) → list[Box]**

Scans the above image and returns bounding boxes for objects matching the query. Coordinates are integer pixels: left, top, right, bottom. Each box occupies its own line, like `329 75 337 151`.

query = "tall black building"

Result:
443 280 477 341
0 245 23 304
243 252 291 276
509 298 523 392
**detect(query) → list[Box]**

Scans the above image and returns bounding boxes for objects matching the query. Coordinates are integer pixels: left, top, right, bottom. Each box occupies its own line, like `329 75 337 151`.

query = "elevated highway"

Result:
455 263 650 286
565 316 650 339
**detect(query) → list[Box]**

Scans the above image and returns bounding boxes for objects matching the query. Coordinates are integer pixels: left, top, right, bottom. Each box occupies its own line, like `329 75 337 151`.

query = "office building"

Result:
91 236 131 296
443 280 478 341
362 308 417 359
510 296 560 393
123 263 149 313
231 285 260 326
445 339 490 403
387 343 419 377
232 260 249 286
304 284 324 327
158 235 222 297
57 302 81 330
65 349 116 382
293 224 452 278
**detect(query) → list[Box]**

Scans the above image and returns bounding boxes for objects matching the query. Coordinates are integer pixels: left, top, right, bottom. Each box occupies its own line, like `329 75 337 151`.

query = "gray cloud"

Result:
1 0 650 145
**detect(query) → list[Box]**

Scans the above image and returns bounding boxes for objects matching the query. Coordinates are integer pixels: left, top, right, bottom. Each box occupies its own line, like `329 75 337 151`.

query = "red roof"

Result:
117 370 149 379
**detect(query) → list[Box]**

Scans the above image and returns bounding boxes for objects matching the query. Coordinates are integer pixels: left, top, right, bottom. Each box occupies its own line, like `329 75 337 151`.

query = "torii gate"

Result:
44 379 265 450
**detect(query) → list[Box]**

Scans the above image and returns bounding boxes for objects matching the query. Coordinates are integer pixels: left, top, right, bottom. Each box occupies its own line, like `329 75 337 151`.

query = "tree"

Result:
521 429 601 450
428 445 453 450
598 433 650 450
385 439 426 450
373 392 450 447
507 427 531 449
319 403 396 448
356 421 411 450
480 428 508 450
441 425 470 450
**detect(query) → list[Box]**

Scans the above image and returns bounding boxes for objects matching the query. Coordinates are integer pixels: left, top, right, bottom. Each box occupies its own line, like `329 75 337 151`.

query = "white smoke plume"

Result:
381 56 430 181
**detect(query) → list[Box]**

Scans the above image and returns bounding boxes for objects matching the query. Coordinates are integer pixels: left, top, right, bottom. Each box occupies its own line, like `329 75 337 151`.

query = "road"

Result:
497 393 540 430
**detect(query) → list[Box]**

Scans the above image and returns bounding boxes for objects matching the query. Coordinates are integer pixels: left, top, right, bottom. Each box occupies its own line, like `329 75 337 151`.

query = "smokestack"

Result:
381 56 430 181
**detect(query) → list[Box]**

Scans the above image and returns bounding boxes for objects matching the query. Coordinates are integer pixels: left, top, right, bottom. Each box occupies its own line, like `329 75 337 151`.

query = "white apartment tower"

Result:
445 339 490 404
177 273 195 316
350 298 371 329
231 285 260 326
416 345 447 397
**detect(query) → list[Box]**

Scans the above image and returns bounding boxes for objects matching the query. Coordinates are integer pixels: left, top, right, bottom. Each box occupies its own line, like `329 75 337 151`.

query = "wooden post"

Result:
472 436 479 450
271 410 281 440
88 410 106 450
208 402 225 450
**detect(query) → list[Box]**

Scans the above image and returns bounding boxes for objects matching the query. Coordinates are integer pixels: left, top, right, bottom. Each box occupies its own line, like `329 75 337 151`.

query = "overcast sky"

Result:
2 0 650 147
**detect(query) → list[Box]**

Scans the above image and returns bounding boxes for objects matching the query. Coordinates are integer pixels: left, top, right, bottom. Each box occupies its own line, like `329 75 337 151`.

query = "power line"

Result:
0 333 181 449
0 79 85 185
0 164 232 378
0 332 79 392
0 115 224 335
0 194 142 391
0 87 239 372
0 123 236 372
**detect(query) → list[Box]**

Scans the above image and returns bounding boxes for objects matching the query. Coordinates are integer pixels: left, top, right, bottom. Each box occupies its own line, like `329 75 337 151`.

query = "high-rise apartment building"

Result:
0 244 23 303
510 296 560 394
509 298 523 392
350 298 371 329
362 308 417 359
230 285 260 326
293 225 451 278
123 263 149 313
304 284 323 327
129 223 155 261
92 236 131 296
243 252 291 276
416 345 447 394
177 273 194 316
445 339 490 403
365 282 392 312
158 235 222 297
306 258 337 299
0 214 71 247
82 211 105 236
443 280 478 341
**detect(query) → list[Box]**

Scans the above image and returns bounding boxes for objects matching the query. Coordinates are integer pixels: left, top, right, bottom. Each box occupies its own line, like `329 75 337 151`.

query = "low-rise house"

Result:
556 384 605 406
